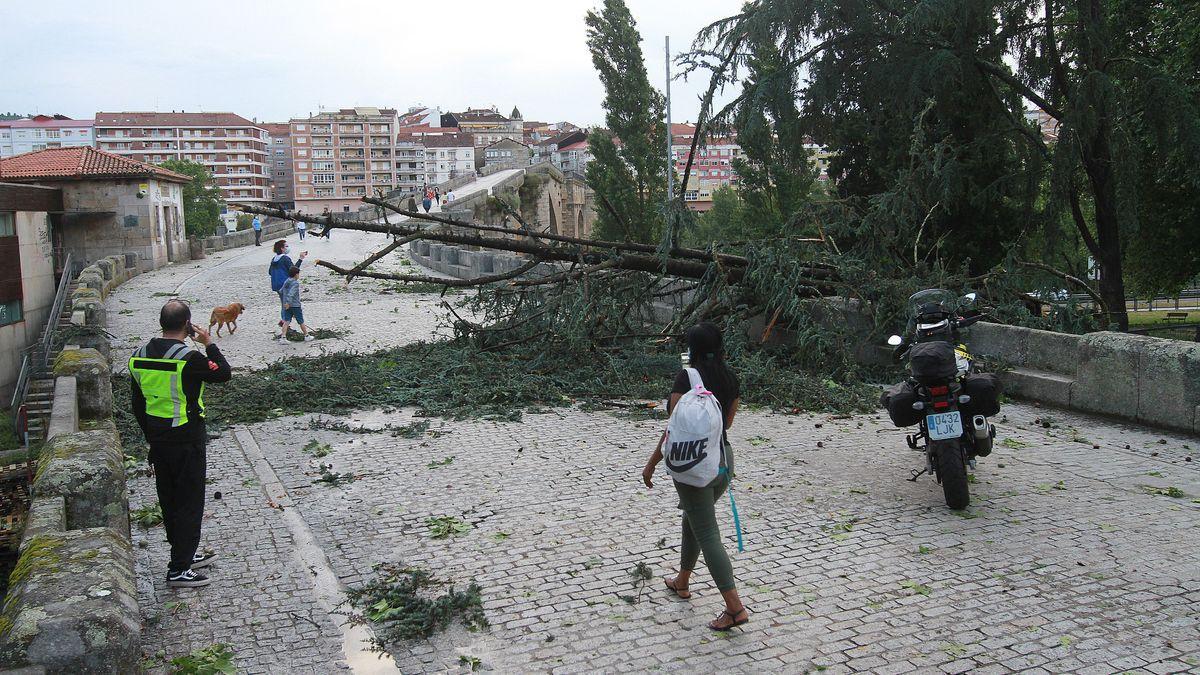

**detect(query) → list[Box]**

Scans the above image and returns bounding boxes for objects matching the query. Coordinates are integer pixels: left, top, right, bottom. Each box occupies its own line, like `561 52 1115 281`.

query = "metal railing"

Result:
8 253 73 415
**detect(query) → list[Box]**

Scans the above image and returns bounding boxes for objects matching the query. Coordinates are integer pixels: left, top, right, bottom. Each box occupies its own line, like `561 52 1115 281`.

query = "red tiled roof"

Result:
558 140 589 151
0 147 191 183
95 111 260 128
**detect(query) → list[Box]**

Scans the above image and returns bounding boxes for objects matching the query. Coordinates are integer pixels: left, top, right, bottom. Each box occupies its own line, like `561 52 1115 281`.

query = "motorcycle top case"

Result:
961 372 1002 417
908 341 958 384
880 381 923 427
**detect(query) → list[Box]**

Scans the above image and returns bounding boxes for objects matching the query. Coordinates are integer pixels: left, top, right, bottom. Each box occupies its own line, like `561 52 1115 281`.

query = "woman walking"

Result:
268 239 307 337
642 322 749 631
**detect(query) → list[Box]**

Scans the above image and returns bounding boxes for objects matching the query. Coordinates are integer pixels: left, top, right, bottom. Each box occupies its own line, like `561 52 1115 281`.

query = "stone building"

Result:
0 183 60 400
476 138 531 171
0 147 190 271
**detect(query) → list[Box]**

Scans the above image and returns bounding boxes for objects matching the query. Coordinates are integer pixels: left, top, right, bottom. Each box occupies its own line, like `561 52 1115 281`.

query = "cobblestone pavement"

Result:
129 395 1200 673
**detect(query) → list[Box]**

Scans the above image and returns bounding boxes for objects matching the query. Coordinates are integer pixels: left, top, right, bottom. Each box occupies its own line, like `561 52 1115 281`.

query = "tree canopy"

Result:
689 0 1200 329
161 159 223 238
584 0 668 244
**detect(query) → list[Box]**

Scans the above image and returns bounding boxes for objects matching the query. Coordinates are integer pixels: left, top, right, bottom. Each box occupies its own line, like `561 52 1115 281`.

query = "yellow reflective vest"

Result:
129 342 205 427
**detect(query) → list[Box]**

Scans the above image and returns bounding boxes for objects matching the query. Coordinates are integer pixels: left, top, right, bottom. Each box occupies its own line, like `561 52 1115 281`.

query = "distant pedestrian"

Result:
277 266 313 341
269 240 307 335
434 186 441 202
252 216 262 246
446 191 455 204
422 195 432 213
406 196 418 213
129 300 232 588
643 322 749 631
296 219 306 240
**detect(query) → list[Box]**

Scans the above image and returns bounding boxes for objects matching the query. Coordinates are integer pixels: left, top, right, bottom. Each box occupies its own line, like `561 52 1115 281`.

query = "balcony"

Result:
341 175 366 184
338 151 365 159
339 138 364 147
312 125 332 134
370 151 391 159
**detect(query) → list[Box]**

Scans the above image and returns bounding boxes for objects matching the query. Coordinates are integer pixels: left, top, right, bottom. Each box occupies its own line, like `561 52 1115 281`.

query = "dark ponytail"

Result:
685 322 738 407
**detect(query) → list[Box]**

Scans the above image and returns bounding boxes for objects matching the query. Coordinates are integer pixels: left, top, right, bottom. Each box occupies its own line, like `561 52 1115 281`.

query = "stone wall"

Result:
408 240 553 280
968 322 1200 435
200 217 296 254
0 259 140 671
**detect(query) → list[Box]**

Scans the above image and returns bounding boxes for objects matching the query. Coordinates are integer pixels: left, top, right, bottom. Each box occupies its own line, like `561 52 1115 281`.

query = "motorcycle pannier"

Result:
880 381 923 427
961 373 1002 417
908 341 957 384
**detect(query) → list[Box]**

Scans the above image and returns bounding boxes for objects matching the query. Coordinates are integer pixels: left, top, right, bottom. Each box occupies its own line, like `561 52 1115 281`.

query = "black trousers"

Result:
254 229 261 246
150 439 207 574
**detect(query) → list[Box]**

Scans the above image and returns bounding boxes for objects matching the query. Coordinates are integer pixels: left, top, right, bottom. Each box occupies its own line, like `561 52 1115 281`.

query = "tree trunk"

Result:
1077 0 1129 330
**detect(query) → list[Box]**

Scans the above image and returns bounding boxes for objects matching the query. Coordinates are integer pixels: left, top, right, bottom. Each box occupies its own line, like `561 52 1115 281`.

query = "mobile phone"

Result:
187 324 196 337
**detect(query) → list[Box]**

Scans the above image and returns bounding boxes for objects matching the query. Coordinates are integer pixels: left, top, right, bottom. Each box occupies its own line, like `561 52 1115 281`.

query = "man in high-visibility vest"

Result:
130 299 231 588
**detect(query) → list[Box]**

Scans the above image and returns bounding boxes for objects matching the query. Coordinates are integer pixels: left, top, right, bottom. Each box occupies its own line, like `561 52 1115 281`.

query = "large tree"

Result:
584 0 667 244
161 159 222 238
694 0 1200 329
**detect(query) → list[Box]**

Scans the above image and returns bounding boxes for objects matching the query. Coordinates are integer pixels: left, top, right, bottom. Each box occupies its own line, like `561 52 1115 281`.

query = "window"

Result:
0 212 13 236
296 137 307 144
298 162 309 169
297 149 308 157
299 187 311 195
0 300 22 327
313 173 334 184
295 124 306 132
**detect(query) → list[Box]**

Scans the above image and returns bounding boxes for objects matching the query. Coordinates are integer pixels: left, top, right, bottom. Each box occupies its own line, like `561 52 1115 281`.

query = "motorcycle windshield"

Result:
907 289 958 318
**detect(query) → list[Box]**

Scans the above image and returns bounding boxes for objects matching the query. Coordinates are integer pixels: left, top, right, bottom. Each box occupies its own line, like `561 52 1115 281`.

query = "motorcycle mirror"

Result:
963 292 978 304
886 335 903 346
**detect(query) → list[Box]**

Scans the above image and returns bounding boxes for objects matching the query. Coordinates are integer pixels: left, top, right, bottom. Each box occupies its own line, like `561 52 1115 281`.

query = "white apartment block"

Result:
0 115 94 158
94 111 270 204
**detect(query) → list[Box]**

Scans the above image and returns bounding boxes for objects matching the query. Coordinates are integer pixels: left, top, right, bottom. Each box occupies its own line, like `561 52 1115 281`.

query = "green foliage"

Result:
301 440 332 457
426 515 471 538
347 563 487 646
161 159 223 238
584 0 667 243
686 186 749 246
131 503 163 528
168 643 236 674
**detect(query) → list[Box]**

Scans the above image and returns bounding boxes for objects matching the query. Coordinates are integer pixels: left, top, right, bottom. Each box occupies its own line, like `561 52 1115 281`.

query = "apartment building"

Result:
0 115 95 158
262 123 294 207
442 108 523 147
290 107 400 213
394 137 426 193
94 111 269 204
670 123 744 211
421 134 476 184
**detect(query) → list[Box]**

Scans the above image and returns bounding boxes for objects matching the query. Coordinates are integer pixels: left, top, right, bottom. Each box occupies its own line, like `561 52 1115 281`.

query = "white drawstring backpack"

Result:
664 368 725 487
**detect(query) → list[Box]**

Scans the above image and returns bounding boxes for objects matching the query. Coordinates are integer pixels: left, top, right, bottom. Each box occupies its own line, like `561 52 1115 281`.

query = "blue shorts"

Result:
281 306 305 324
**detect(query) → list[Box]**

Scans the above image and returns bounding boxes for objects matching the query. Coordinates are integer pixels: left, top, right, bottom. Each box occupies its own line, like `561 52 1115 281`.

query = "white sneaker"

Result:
303 335 315 341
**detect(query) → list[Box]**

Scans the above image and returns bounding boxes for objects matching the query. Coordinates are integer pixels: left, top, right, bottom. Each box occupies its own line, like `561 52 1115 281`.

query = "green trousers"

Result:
674 472 735 592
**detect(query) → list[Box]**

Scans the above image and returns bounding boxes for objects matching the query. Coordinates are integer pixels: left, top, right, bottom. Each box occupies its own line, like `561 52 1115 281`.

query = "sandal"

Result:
663 576 692 599
708 606 750 631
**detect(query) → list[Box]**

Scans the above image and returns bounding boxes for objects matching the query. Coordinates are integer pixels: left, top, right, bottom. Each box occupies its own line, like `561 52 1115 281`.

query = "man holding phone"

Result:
129 299 232 588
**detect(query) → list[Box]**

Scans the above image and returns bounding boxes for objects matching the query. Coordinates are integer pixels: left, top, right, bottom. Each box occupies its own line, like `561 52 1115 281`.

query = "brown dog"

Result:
208 302 246 337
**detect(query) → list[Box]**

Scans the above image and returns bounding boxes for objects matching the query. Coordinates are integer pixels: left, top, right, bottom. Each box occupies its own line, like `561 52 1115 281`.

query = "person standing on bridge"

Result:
422 189 433 214
642 322 749 631
252 215 262 246
130 300 232 588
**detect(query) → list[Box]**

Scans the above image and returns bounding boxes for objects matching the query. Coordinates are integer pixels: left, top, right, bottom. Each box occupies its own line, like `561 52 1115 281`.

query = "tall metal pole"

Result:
665 35 674 205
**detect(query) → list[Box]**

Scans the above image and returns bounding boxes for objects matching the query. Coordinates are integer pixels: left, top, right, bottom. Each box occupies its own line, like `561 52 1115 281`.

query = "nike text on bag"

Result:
664 368 724 487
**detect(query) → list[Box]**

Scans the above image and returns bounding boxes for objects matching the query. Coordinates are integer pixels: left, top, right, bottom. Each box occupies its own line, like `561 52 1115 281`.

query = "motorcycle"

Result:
882 289 1001 510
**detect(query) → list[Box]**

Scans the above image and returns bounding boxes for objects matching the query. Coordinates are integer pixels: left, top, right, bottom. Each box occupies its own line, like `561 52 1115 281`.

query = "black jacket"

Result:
131 338 231 446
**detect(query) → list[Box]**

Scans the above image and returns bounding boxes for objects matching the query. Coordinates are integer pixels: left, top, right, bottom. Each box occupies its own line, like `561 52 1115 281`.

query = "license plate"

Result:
927 411 963 440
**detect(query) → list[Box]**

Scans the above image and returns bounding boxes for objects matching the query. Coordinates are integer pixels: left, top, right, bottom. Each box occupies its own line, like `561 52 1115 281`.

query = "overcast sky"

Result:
1 0 744 127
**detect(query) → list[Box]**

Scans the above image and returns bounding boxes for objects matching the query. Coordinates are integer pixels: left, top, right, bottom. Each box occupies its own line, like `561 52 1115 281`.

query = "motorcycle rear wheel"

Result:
933 440 970 510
